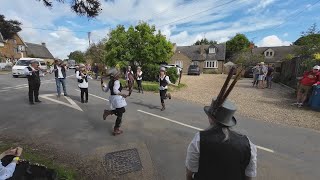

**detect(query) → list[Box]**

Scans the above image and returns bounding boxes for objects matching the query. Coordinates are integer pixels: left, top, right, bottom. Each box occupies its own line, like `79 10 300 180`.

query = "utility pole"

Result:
88 32 91 46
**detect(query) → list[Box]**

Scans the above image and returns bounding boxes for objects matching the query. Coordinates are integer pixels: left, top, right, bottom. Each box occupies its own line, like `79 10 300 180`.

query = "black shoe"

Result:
64 94 68 96
29 102 35 105
85 100 88 103
35 100 41 103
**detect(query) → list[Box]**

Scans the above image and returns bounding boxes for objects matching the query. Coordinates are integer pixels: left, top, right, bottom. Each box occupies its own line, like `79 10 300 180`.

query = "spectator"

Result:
252 63 260 87
266 64 274 89
0 147 23 179
92 63 99 79
136 66 143 93
293 65 320 108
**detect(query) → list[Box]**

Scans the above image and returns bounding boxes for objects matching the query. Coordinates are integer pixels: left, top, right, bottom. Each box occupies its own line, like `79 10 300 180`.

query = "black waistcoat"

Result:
109 79 122 95
26 67 40 84
54 65 66 78
194 127 251 180
159 76 168 87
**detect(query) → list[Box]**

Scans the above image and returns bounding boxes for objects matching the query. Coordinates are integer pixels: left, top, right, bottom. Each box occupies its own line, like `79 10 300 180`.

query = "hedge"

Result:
119 79 186 92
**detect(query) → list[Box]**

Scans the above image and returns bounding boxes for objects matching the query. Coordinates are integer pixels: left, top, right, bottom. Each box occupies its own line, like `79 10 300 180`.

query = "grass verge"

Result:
0 143 77 180
119 79 187 92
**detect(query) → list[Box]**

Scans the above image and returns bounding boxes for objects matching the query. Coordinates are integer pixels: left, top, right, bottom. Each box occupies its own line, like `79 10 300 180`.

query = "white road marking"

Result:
137 109 275 153
1 74 75 90
39 93 83 112
74 89 109 101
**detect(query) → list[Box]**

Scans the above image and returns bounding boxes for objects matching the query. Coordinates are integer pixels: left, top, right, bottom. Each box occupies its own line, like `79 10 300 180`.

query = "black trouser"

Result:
160 89 167 103
80 88 88 102
28 81 40 102
137 80 143 92
112 107 126 128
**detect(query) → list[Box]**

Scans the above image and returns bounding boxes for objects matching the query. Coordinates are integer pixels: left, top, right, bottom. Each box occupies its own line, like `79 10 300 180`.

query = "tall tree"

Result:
85 39 106 64
105 22 173 67
0 15 22 40
36 0 102 17
68 50 85 63
226 33 250 60
294 23 320 57
193 38 217 45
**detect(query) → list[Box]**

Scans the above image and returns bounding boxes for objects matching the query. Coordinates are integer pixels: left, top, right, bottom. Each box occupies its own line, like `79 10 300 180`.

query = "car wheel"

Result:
13 75 18 78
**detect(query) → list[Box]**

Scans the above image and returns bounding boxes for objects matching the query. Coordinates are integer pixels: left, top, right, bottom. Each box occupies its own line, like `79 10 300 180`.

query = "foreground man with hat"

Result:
185 67 257 180
101 68 128 136
24 60 42 105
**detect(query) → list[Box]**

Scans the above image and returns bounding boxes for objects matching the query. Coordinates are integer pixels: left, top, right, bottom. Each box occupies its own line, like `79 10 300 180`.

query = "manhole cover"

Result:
104 148 142 175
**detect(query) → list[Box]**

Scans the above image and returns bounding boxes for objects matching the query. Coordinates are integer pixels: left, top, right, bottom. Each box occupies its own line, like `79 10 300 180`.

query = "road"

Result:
0 71 319 180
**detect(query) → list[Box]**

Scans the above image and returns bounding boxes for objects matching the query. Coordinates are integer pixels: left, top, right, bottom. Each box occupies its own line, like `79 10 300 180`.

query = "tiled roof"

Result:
252 46 299 63
175 44 226 61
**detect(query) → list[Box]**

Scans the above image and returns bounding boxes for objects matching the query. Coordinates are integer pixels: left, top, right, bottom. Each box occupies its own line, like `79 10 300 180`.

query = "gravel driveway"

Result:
172 74 320 131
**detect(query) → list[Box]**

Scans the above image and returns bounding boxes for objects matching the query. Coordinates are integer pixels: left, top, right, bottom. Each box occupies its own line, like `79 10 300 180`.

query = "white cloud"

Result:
248 0 277 12
283 32 289 37
257 35 291 47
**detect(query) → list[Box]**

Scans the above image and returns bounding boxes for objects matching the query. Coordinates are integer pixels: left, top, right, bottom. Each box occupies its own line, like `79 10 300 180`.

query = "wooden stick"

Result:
221 68 244 103
214 67 235 109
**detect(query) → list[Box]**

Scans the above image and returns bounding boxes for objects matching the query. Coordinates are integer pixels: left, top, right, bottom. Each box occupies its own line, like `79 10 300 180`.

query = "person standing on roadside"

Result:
252 63 260 87
24 61 42 105
92 63 99 79
266 64 274 89
293 65 320 108
136 66 143 93
51 59 68 97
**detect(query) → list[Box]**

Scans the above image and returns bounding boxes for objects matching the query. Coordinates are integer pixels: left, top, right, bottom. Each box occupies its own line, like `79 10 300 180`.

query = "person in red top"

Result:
293 65 320 108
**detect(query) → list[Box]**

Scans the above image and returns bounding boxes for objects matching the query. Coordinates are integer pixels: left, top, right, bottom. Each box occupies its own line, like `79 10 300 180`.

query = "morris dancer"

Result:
76 64 92 103
185 67 257 180
159 67 177 111
101 69 128 136
136 66 143 93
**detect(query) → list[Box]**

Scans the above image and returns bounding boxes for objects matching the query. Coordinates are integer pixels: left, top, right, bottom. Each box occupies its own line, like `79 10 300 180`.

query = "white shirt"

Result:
137 71 143 80
76 71 92 88
50 66 64 78
126 71 134 80
24 66 36 76
159 76 171 90
102 80 126 109
185 132 257 177
0 160 17 180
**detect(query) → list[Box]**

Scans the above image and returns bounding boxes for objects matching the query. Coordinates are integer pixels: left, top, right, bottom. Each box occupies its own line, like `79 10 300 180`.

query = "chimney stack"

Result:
41 42 46 47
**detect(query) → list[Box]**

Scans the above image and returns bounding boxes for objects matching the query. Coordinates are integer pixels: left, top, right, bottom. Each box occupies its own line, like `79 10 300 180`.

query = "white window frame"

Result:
209 48 216 54
192 61 199 65
204 60 218 69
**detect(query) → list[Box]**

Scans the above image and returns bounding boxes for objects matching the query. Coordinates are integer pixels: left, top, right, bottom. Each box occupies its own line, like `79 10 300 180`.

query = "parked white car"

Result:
163 64 183 75
12 58 47 78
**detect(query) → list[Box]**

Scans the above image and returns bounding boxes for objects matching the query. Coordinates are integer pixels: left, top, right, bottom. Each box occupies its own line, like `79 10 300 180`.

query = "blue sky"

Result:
1 0 320 58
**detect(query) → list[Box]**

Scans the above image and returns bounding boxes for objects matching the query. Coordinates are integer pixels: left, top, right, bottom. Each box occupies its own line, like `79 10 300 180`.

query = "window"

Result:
265 49 274 57
17 45 25 52
192 61 199 65
175 60 183 68
13 39 17 44
204 60 218 68
209 48 216 54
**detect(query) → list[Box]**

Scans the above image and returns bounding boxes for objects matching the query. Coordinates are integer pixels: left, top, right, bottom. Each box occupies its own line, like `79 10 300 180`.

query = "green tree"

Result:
68 50 85 63
105 22 173 67
226 34 251 60
0 15 22 40
85 40 106 64
193 38 217 45
294 23 320 57
36 0 103 18
233 50 263 67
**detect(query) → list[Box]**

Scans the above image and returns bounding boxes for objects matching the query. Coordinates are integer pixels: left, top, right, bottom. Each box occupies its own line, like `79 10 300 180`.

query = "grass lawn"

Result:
119 79 187 92
0 142 77 180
